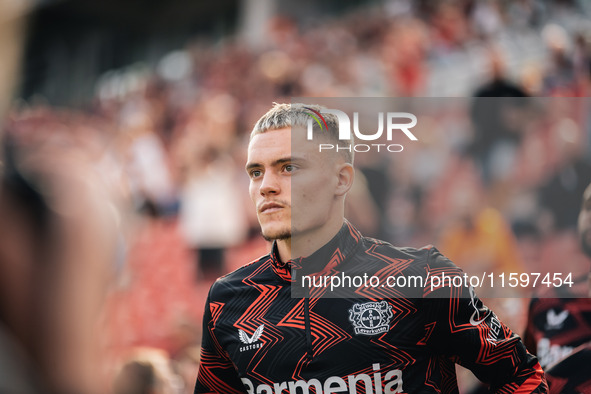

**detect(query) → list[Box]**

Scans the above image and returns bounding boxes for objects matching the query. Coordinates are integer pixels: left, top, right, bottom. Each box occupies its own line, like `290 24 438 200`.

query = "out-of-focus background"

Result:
2 0 591 392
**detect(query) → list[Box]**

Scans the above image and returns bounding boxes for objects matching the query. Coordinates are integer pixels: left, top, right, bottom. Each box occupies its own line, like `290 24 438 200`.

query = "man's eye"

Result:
250 170 262 178
284 164 295 173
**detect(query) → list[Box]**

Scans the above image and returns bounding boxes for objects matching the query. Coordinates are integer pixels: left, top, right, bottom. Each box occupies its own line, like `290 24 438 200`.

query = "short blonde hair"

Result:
251 103 354 164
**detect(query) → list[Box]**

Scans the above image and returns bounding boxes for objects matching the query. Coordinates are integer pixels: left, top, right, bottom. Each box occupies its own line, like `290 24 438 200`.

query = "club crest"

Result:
349 301 393 336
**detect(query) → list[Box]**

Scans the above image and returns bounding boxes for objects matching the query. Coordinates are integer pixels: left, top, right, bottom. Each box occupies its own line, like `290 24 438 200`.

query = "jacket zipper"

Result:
290 261 313 361
304 296 312 361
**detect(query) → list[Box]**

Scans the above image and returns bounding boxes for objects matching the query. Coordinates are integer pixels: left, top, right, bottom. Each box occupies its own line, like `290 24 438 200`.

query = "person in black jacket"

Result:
195 103 547 393
524 183 591 393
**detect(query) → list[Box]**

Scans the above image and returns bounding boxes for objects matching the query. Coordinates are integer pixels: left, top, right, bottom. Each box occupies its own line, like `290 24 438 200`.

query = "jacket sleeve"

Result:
423 248 547 393
522 298 539 355
194 291 245 394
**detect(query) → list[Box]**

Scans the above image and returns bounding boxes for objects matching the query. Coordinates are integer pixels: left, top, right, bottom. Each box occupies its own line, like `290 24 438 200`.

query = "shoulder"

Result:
208 254 272 301
546 343 591 391
351 239 460 287
358 238 454 269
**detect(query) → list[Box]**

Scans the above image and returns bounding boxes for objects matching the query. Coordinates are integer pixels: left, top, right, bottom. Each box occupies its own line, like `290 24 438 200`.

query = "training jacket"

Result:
523 279 591 369
544 343 591 393
195 221 547 393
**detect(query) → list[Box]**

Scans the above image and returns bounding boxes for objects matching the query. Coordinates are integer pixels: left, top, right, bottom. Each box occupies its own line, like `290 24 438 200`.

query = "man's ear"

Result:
335 163 354 197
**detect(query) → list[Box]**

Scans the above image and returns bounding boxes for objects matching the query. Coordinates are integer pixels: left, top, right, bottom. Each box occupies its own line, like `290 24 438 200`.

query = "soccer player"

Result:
524 183 591 392
195 103 547 393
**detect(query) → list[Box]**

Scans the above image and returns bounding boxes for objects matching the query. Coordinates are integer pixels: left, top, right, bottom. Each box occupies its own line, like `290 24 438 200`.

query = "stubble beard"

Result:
262 229 291 242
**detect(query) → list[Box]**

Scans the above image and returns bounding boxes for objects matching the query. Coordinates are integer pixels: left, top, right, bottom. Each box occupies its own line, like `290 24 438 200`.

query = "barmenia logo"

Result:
241 363 403 393
238 324 264 352
304 106 418 153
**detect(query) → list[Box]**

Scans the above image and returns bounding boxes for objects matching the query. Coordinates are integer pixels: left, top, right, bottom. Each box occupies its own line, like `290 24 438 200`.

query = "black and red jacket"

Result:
195 221 546 393
544 343 591 393
523 278 591 392
523 289 591 369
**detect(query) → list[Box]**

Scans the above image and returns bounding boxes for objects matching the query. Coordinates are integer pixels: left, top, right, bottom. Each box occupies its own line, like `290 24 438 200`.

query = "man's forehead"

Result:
248 128 316 155
250 127 291 142
248 128 289 152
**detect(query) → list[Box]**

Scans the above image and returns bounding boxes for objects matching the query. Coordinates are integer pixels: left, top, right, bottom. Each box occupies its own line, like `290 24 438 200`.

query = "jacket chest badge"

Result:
349 301 393 336
238 324 264 352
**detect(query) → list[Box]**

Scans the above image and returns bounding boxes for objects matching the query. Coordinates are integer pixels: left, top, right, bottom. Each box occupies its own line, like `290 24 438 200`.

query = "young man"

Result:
524 183 591 392
195 103 546 393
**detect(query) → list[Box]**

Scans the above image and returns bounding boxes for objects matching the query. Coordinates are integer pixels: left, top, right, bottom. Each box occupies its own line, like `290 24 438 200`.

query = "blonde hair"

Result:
251 103 354 164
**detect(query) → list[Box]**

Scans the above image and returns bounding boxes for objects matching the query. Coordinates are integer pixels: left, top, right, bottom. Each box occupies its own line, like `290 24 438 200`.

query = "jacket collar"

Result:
270 220 362 282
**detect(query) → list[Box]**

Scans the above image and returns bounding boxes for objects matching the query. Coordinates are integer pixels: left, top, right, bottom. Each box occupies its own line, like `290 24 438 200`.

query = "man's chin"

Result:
262 229 291 241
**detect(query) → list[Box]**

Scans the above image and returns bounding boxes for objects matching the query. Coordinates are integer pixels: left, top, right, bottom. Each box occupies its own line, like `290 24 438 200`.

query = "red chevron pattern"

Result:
195 222 547 393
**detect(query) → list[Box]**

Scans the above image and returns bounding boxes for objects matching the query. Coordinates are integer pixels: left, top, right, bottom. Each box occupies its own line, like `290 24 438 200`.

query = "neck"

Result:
277 238 291 263
276 218 345 263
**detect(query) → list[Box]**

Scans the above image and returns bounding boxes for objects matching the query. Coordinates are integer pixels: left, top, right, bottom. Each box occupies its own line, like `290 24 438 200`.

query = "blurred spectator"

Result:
437 170 528 340
505 0 547 30
112 347 182 394
177 144 248 280
439 179 525 282
470 46 529 185
428 1 470 52
171 346 201 394
538 116 591 232
572 32 591 92
113 361 158 394
381 18 428 96
122 103 178 217
470 0 503 38
541 24 579 95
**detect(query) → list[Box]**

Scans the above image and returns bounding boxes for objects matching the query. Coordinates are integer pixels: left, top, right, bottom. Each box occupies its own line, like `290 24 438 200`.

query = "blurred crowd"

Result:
3 0 591 392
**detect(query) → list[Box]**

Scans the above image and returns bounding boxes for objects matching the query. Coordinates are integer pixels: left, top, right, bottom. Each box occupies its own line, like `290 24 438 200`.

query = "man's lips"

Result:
259 202 284 213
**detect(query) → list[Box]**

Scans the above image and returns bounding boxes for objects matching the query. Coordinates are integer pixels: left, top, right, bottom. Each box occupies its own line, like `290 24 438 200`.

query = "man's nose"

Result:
259 172 280 195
